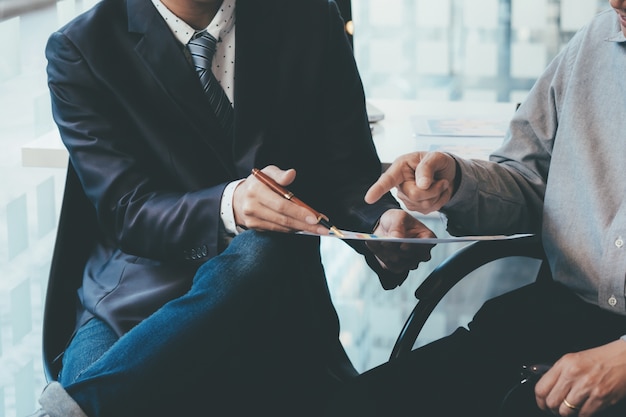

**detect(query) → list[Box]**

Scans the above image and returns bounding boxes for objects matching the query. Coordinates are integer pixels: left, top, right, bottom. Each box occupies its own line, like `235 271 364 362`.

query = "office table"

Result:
367 98 517 164
21 129 67 169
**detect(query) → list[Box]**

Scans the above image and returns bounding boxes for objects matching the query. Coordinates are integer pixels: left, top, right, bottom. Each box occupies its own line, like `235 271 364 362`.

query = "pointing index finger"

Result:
365 166 406 204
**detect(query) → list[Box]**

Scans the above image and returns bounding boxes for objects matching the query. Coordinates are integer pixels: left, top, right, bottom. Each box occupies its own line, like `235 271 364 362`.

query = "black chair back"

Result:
43 164 97 381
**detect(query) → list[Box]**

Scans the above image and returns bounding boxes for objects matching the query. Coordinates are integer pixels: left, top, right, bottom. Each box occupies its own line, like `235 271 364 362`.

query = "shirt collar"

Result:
607 31 626 42
151 0 236 45
606 15 626 43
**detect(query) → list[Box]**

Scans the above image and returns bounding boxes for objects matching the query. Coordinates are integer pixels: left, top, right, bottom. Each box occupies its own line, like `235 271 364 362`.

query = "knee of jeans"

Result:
194 231 317 288
225 231 309 266
59 318 118 385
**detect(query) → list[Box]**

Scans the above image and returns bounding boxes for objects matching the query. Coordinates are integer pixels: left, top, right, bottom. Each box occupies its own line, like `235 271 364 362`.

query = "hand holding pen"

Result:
231 165 343 236
251 168 344 236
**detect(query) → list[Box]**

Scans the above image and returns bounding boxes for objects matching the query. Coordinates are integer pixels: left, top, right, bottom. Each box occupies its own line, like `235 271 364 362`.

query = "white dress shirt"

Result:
152 0 242 236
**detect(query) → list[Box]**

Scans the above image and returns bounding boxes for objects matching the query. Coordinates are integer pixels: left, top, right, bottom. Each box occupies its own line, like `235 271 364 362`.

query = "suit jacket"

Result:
45 0 403 341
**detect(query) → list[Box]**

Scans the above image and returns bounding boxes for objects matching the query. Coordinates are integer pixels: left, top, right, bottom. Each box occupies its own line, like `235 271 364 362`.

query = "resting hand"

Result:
233 165 328 234
535 340 626 417
365 152 457 214
365 209 436 273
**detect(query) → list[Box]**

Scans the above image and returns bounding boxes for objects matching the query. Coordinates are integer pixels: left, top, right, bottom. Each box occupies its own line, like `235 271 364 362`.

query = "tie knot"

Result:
188 31 218 64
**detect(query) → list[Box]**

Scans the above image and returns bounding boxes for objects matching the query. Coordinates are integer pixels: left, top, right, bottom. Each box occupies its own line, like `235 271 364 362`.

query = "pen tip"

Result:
330 226 345 238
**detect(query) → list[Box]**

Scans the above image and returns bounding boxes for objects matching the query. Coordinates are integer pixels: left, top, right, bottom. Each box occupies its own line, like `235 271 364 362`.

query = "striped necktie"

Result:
188 31 234 137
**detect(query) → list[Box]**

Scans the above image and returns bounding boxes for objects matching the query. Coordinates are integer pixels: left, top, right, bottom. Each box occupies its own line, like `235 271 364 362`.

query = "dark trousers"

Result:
327 280 626 417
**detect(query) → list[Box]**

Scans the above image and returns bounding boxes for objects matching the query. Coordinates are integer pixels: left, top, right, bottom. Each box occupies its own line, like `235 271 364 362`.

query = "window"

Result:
352 0 606 102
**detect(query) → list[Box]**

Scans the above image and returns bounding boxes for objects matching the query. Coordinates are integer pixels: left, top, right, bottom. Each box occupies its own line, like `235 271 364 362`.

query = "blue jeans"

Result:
62 230 352 417
59 318 118 385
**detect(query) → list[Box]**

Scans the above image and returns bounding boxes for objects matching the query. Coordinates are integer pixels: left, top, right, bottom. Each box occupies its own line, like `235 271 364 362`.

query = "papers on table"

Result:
409 113 512 160
411 116 509 137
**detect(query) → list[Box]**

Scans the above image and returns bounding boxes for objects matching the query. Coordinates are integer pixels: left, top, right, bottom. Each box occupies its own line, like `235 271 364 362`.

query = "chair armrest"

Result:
390 235 545 360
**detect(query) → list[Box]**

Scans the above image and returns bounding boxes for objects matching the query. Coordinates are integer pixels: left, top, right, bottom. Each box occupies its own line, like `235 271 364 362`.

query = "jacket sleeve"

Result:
46 31 225 263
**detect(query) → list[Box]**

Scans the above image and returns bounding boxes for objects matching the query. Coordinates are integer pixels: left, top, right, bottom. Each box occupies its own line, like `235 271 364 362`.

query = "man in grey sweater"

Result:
333 2 626 416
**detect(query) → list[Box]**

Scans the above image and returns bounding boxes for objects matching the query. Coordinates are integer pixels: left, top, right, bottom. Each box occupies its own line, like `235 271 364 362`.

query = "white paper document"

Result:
299 230 533 244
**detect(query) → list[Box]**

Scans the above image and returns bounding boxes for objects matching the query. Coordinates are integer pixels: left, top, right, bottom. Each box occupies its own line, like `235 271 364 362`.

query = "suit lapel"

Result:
127 0 236 176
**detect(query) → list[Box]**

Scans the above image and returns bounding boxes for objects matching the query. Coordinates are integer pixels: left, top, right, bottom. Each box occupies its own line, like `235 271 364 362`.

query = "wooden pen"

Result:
251 168 344 237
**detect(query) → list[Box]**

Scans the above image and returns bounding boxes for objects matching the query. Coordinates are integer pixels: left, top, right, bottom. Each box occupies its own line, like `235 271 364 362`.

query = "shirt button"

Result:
616 238 624 248
609 296 618 307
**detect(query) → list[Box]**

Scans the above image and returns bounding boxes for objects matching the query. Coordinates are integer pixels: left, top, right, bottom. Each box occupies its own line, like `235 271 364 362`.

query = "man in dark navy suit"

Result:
30 0 435 416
